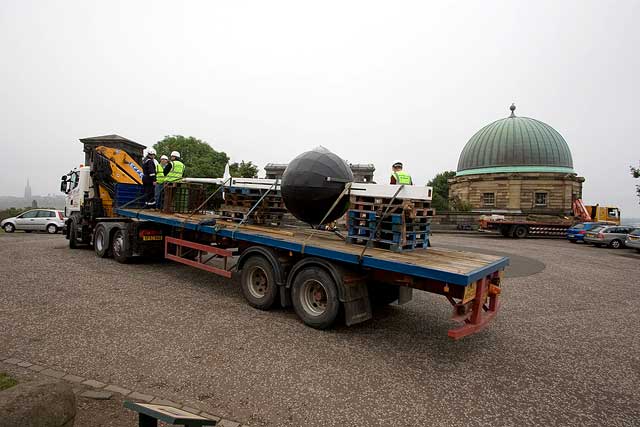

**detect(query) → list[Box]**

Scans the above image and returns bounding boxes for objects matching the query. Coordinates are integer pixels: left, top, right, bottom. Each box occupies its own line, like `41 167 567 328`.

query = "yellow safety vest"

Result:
156 162 166 183
166 160 185 182
392 171 412 185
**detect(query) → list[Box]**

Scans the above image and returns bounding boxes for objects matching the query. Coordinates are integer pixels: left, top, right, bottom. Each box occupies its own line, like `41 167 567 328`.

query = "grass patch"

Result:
0 372 17 391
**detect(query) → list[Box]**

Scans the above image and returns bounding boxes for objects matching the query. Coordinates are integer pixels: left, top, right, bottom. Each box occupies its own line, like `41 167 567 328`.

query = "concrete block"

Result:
82 379 106 388
104 384 131 396
0 379 76 427
128 391 154 402
81 390 113 400
41 369 66 379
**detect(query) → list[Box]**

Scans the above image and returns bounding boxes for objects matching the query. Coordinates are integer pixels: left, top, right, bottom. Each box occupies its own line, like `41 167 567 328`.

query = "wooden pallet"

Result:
218 187 285 225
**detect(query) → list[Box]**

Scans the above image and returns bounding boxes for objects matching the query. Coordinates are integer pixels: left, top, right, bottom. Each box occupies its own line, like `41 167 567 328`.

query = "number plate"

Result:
142 235 163 241
462 282 477 304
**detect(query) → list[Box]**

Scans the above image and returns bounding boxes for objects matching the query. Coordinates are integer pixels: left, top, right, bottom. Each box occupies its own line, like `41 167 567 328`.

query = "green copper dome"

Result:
456 105 574 176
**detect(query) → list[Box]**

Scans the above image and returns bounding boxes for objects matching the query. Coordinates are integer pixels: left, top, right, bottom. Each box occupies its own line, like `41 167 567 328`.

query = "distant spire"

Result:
509 103 516 118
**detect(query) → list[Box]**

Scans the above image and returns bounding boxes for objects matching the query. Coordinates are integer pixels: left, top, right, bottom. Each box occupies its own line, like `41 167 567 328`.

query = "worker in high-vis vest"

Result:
154 155 169 208
390 162 413 185
164 151 185 182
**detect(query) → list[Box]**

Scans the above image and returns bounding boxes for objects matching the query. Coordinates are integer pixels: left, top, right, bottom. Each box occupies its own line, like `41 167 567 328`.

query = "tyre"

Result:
240 256 279 310
46 224 58 234
513 225 528 239
3 223 15 233
291 266 340 329
111 229 130 263
93 225 111 258
368 281 400 306
609 239 623 249
69 220 79 249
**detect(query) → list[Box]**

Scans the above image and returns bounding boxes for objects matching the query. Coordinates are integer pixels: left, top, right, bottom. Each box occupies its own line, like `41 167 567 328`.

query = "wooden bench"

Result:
124 401 217 426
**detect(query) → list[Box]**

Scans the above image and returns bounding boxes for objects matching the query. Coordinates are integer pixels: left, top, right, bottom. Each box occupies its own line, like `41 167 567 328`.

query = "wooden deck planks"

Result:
120 209 504 276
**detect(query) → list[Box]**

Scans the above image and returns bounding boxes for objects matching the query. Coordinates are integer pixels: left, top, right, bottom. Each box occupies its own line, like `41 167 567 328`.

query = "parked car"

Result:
1 209 66 234
583 225 637 249
625 228 640 253
566 222 613 243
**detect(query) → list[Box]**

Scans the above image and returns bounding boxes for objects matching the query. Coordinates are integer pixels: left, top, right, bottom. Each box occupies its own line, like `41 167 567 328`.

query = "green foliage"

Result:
450 196 473 212
229 161 259 178
154 135 230 178
0 207 28 221
0 372 17 391
427 171 457 211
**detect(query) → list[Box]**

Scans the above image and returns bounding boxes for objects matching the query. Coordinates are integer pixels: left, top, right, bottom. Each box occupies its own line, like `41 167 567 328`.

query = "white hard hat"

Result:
147 147 157 155
160 155 168 160
171 151 180 158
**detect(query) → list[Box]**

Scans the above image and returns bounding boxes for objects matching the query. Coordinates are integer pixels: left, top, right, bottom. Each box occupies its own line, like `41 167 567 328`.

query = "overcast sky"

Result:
1 1 638 217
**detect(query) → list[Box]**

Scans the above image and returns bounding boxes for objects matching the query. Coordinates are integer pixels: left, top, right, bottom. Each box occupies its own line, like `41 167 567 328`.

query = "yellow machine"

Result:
584 205 621 225
91 146 143 216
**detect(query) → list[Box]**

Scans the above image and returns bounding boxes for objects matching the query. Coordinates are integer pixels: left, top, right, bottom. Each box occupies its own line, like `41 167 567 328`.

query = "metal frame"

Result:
165 236 233 278
447 272 501 340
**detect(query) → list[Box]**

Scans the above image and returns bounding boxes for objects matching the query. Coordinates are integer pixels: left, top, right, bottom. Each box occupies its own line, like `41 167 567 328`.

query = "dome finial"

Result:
509 103 516 118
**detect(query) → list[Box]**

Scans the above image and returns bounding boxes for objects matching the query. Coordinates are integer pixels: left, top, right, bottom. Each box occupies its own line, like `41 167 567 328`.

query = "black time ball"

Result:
281 146 354 225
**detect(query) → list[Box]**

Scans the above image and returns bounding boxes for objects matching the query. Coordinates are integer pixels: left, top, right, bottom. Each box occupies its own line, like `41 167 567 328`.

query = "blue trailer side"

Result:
111 208 508 339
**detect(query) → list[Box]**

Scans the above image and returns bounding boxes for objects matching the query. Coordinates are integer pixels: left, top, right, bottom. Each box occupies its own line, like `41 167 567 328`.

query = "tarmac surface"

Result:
1 232 639 426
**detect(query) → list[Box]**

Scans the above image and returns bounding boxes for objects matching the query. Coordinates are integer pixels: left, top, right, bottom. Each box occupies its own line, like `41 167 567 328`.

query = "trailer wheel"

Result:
240 256 279 310
93 225 111 258
111 229 130 264
513 225 528 239
291 266 340 329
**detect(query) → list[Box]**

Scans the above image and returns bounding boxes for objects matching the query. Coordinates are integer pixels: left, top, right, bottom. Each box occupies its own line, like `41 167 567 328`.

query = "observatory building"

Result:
448 105 584 216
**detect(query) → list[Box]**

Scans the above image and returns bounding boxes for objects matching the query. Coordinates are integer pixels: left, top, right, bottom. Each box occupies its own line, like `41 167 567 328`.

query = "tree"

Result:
154 135 229 178
632 163 640 203
427 171 457 211
229 161 259 178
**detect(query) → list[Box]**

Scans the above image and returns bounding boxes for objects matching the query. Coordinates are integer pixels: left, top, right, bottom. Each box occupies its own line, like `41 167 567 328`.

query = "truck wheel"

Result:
240 256 278 310
609 239 622 249
111 229 130 263
368 281 399 306
513 225 528 239
3 223 15 233
69 220 79 249
291 266 340 329
93 225 111 258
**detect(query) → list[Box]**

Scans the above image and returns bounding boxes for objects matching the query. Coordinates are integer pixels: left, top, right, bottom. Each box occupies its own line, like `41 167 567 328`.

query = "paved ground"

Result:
1 232 639 426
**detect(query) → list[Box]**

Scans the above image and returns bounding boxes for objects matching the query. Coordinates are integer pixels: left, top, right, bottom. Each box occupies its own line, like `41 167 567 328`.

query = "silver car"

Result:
584 225 637 249
625 228 640 253
1 209 66 234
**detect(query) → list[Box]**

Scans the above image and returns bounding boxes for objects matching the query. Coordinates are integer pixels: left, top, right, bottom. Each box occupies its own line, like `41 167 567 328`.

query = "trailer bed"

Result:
116 208 508 286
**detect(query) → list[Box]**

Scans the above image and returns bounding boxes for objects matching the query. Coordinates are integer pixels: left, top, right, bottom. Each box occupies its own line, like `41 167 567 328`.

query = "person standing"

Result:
390 162 413 185
154 155 168 209
164 150 185 182
142 148 157 206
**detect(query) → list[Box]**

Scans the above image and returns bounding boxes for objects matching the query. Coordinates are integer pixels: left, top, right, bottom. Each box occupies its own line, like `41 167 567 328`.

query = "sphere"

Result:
281 146 354 225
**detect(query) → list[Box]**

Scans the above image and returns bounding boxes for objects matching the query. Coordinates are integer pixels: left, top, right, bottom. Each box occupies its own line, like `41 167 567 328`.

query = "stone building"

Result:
448 105 584 217
265 163 376 183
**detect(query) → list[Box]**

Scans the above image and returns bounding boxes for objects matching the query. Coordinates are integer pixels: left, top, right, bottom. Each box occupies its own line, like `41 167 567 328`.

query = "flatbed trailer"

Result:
480 218 574 238
100 207 508 340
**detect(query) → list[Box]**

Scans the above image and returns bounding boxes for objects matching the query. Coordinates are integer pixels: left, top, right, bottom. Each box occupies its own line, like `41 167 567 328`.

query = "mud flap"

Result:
342 278 372 326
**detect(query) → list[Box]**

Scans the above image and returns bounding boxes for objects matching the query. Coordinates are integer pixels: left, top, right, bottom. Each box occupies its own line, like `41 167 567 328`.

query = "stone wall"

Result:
449 172 584 216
